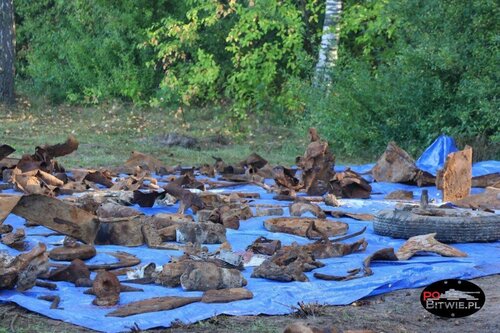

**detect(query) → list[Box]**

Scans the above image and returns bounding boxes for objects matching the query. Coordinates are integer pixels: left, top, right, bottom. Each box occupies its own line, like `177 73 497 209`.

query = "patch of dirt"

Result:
0 275 497 332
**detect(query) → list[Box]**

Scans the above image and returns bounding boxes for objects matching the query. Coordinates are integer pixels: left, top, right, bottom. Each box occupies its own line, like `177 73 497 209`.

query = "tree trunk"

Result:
0 0 15 104
314 0 342 82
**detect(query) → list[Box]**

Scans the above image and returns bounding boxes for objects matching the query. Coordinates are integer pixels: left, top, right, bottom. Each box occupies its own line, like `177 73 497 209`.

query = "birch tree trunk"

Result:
0 0 15 104
314 0 342 82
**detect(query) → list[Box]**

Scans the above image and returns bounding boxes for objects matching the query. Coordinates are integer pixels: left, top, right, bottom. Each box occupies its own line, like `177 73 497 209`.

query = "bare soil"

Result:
0 275 498 333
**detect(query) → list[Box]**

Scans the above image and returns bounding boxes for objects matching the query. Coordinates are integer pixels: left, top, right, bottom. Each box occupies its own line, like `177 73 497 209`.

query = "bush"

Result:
16 0 178 103
146 0 324 120
299 0 499 160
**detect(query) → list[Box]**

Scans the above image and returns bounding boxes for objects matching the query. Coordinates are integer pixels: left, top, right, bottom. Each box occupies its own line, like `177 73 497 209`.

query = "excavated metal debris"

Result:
452 186 500 210
180 261 247 291
107 296 202 317
436 146 472 201
254 205 284 217
330 169 372 199
246 237 281 256
91 270 121 306
10 194 100 244
395 233 467 260
290 201 326 218
385 190 413 200
201 287 253 303
0 243 49 291
301 237 367 259
251 246 324 282
372 142 418 183
47 258 92 286
296 128 335 196
48 238 97 261
95 216 144 246
1 228 26 250
326 211 374 221
0 144 15 161
264 217 348 239
176 222 227 244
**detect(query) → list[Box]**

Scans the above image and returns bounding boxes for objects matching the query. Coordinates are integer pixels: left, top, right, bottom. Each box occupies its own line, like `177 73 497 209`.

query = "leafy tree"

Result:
0 0 15 104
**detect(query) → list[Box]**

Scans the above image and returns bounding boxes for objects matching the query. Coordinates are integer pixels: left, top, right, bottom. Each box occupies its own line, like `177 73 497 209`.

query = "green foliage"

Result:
299 0 499 160
16 0 178 103
147 0 324 119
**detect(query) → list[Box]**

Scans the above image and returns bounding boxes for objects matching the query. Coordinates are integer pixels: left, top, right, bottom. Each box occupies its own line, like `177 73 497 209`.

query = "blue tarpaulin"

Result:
1 142 499 332
416 135 458 175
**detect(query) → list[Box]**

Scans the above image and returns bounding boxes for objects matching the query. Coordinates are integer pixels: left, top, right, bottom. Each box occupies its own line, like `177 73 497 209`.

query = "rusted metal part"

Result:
91 271 121 306
180 261 247 291
385 190 413 200
0 243 50 291
452 186 500 210
49 243 97 261
264 217 348 238
330 169 372 199
50 251 141 272
106 296 202 317
326 211 374 221
12 194 100 244
396 233 467 260
37 295 61 309
251 246 325 282
290 201 326 218
296 128 335 196
246 237 281 256
372 142 418 183
201 288 253 303
437 146 472 201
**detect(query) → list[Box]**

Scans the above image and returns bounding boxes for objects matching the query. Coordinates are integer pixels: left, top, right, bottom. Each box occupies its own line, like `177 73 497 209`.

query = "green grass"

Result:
0 99 311 169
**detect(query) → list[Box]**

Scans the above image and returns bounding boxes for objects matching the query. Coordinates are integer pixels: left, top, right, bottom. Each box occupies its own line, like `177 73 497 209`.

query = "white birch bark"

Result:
314 0 342 82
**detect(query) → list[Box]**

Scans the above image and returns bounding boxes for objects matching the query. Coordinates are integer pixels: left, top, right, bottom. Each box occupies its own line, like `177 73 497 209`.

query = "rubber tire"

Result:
374 209 500 243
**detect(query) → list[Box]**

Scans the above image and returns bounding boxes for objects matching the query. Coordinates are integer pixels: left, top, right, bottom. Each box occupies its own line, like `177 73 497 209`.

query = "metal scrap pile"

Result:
0 130 497 318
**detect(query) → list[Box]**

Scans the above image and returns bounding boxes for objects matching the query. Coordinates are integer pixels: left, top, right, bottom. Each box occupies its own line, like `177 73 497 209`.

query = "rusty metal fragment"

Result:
296 128 335 196
254 205 284 217
290 201 326 218
47 258 91 286
396 233 467 260
201 288 253 303
92 271 121 306
330 169 371 199
180 261 247 291
452 187 500 210
372 142 418 183
49 242 97 261
471 173 500 188
251 246 324 282
1 228 26 250
0 144 15 160
37 135 79 159
176 222 227 244
264 217 348 238
273 166 302 196
0 243 49 291
96 202 142 219
362 248 399 276
302 238 367 259
106 296 202 317
385 190 413 200
37 295 61 309
437 146 472 201
95 216 144 246
247 237 281 256
327 211 374 221
12 194 100 244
